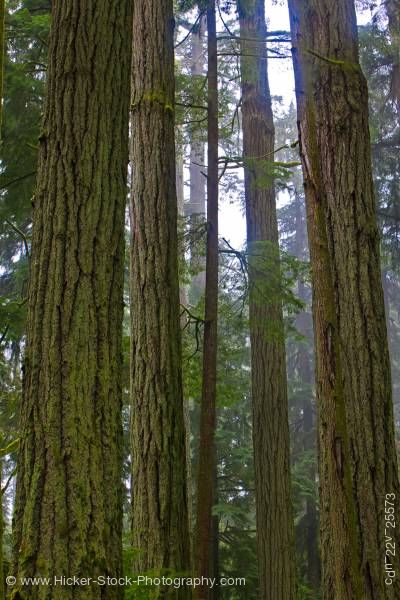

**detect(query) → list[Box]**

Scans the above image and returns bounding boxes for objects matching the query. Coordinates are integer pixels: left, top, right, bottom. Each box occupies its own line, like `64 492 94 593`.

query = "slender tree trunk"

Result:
188 12 207 303
195 1 218 598
294 197 320 592
296 288 320 592
184 9 207 562
288 1 400 597
188 11 206 220
11 1 132 598
177 151 186 220
237 1 296 598
188 12 206 218
130 1 191 594
176 143 195 561
384 0 400 110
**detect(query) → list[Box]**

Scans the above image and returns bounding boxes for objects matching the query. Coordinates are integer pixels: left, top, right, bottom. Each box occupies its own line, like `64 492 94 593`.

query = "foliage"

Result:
0 1 50 340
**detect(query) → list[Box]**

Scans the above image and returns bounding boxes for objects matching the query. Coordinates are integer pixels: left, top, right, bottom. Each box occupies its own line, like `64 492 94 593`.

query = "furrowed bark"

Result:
12 1 132 598
288 1 400 597
130 1 191 596
237 1 297 598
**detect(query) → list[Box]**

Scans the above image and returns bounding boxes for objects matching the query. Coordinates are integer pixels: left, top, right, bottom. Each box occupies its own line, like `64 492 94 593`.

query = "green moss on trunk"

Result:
130 2 191 598
288 0 400 597
12 1 132 598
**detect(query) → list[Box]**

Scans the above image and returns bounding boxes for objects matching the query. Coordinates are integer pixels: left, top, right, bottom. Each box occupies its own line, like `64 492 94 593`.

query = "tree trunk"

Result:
296 286 320 592
188 11 206 221
294 196 320 592
12 1 132 598
195 1 218 598
384 0 400 110
130 0 191 594
188 12 207 304
237 1 297 598
288 1 400 597
176 139 195 561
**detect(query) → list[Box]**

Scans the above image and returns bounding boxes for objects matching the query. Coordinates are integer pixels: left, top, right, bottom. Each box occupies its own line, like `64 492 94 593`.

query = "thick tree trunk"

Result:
130 1 191 594
12 1 132 598
288 1 400 598
195 1 219 598
237 1 297 598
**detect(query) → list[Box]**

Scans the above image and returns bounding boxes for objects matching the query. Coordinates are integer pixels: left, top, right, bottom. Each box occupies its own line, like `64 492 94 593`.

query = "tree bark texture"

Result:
130 0 191 594
288 1 400 598
12 1 132 598
195 2 219 598
237 1 297 598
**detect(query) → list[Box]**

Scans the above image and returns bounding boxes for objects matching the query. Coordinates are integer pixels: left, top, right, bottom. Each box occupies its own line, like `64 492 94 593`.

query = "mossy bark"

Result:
11 1 132 598
288 1 400 598
130 1 191 596
237 2 297 598
194 2 219 599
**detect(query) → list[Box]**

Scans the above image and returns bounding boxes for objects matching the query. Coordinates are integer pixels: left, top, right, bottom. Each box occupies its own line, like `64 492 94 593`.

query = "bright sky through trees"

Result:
219 0 372 248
